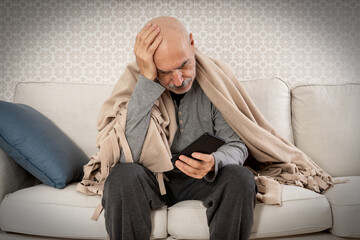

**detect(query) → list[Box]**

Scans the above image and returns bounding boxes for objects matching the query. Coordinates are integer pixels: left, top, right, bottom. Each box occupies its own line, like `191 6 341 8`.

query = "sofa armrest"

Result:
0 148 39 202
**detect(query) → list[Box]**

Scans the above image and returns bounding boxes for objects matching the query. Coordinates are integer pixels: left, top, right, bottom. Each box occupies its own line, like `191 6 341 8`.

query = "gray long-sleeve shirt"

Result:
120 75 248 181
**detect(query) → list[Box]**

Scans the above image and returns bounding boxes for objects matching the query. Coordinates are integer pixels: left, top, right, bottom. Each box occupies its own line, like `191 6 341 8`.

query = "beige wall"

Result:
1 0 359 101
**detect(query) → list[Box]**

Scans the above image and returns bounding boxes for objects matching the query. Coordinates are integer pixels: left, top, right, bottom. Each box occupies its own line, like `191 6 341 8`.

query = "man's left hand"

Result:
175 153 215 179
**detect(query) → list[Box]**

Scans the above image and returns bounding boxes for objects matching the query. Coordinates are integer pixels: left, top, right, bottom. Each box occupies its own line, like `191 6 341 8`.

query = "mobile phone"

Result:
171 132 225 161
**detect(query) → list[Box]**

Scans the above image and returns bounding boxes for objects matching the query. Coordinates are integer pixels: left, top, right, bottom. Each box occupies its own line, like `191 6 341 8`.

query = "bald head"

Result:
144 17 196 94
147 17 193 58
148 16 189 44
147 17 195 72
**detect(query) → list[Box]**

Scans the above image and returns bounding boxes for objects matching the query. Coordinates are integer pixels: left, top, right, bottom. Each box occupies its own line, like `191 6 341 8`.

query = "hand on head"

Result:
134 17 196 94
134 23 163 81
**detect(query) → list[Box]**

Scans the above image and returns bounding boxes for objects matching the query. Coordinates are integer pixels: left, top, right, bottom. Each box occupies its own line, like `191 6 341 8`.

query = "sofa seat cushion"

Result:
0 183 168 239
324 176 360 238
167 185 332 239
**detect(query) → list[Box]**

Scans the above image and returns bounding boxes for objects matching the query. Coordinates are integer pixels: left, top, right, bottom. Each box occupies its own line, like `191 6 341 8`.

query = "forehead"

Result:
154 40 192 71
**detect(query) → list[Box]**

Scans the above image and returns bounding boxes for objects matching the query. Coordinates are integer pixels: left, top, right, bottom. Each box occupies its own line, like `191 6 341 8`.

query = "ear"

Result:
189 33 195 47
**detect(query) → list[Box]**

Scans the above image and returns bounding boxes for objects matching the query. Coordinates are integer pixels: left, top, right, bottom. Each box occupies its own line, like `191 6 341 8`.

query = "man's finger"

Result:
175 160 202 179
141 24 158 43
191 152 213 162
148 36 162 54
136 23 152 44
139 23 152 36
175 160 194 174
144 26 160 48
179 155 201 168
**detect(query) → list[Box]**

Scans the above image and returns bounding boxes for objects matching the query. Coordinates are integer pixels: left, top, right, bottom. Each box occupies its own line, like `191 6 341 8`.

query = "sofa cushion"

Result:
0 148 39 203
324 176 360 238
241 78 293 143
0 100 88 188
167 185 332 239
291 83 360 177
14 82 114 157
0 183 168 239
168 200 208 239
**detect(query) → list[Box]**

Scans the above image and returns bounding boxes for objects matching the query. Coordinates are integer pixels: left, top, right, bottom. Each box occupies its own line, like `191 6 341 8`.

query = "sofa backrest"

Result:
241 78 293 144
13 78 293 158
14 82 113 157
292 83 360 177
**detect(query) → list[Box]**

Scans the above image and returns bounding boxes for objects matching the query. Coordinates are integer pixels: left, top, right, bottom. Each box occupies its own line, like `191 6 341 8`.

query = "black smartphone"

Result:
171 132 225 161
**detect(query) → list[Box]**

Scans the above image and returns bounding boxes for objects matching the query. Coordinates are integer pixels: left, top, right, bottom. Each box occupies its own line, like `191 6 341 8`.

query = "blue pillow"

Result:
0 100 88 188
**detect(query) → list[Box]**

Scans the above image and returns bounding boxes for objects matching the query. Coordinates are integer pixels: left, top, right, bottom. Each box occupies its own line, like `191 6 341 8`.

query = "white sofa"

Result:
0 78 359 240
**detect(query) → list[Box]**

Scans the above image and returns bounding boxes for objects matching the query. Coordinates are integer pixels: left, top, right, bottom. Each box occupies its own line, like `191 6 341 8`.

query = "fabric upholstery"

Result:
241 78 293 143
0 183 332 240
325 176 360 238
0 183 168 239
291 83 360 177
0 148 39 202
168 185 332 239
14 82 114 157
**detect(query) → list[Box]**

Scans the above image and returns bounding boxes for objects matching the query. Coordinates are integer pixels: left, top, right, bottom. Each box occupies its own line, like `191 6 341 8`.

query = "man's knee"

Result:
106 163 145 185
103 163 147 202
220 164 256 195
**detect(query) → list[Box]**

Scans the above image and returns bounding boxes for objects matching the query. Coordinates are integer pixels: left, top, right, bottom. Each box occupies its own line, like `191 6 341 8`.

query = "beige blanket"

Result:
77 48 333 208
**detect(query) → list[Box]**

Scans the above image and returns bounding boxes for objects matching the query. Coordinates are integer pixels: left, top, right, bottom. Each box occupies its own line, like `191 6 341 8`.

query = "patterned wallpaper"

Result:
1 0 359 101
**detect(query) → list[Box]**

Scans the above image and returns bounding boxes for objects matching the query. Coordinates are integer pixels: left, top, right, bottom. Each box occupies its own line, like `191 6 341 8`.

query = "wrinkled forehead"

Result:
154 39 193 71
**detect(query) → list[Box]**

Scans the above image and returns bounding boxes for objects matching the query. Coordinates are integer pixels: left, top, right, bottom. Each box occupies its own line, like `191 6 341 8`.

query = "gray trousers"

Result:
102 163 257 240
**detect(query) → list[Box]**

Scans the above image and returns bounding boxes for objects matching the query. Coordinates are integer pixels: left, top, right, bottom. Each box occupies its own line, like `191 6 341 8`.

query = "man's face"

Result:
154 34 196 94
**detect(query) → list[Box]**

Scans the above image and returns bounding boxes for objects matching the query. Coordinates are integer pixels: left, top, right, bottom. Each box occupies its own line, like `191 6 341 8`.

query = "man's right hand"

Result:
134 23 163 81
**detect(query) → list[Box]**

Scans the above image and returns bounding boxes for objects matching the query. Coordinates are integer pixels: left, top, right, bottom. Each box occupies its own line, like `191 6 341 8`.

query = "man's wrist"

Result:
140 72 157 81
204 155 219 182
210 154 215 171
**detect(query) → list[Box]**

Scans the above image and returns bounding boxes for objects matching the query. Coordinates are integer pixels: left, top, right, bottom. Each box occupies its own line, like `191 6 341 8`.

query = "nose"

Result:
172 70 183 87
